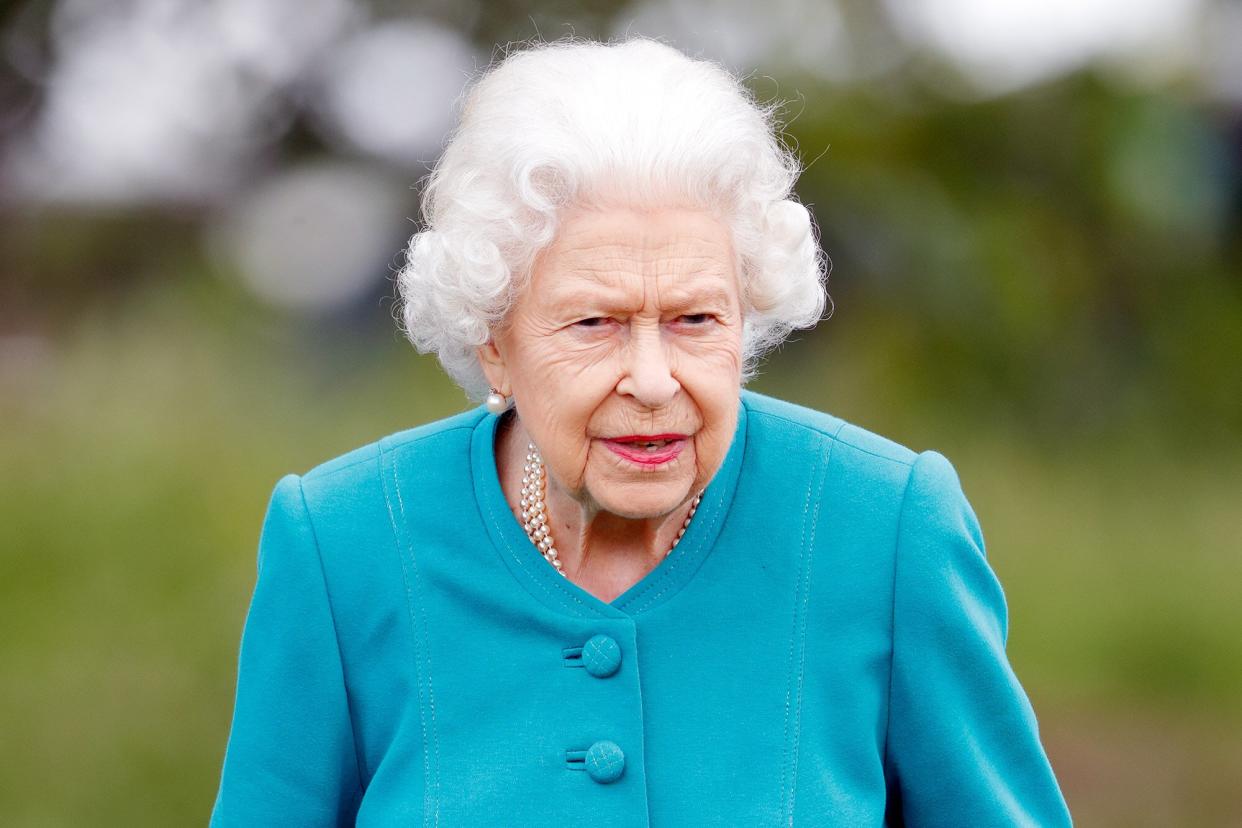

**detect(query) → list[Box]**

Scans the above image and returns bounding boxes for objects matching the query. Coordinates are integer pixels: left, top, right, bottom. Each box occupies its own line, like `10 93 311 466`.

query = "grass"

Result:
1 280 1239 824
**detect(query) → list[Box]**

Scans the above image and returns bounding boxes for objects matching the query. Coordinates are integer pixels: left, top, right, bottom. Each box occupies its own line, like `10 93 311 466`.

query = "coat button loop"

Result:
585 740 625 784
581 634 622 678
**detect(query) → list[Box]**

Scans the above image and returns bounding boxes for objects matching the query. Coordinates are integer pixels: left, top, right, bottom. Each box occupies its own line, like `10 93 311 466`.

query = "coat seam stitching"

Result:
778 427 836 825
479 464 593 618
381 448 442 827
788 433 834 824
749 409 917 467
471 412 594 617
884 451 925 782
304 426 476 480
294 475 367 806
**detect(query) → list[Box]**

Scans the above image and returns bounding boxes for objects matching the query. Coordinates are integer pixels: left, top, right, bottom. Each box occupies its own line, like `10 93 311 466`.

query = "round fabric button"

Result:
581 634 622 678
585 740 626 784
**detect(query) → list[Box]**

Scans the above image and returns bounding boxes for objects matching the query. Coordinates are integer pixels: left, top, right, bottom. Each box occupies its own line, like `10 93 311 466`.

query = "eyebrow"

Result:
547 286 622 307
659 285 736 309
552 246 734 283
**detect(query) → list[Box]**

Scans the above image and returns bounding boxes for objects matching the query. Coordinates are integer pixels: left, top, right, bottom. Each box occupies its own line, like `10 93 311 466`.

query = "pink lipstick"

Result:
602 434 688 466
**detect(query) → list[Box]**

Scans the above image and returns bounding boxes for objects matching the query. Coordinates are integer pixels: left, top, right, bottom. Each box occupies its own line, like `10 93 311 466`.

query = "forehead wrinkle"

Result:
541 217 737 309
555 223 729 266
653 254 739 307
644 229 736 291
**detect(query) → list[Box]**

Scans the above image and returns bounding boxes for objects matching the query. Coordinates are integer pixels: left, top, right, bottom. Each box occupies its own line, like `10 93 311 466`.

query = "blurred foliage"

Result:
1 0 1240 824
787 72 1241 444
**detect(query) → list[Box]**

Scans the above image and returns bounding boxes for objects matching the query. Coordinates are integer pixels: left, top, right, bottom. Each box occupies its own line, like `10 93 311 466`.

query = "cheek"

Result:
513 325 617 392
518 343 618 432
510 336 621 489
679 337 743 479
679 330 742 399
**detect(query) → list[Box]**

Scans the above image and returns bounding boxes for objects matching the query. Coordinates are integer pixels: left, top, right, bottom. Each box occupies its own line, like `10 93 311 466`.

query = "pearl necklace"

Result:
520 442 703 576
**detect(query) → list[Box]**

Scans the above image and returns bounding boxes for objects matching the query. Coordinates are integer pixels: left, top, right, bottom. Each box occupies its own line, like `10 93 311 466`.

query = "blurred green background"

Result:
2 0 1240 824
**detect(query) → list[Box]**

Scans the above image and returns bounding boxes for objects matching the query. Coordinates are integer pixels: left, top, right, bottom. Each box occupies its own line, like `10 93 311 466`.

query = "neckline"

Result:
470 396 749 619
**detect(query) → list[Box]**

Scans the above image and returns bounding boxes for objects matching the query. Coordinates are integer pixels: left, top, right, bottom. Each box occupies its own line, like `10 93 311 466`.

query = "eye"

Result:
678 313 714 325
573 317 609 328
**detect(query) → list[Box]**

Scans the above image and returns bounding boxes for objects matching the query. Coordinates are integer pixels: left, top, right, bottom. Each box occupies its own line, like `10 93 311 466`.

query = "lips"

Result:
609 433 686 447
601 433 689 466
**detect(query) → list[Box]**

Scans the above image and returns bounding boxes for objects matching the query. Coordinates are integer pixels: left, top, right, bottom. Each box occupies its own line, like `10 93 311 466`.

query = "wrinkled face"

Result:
480 205 744 519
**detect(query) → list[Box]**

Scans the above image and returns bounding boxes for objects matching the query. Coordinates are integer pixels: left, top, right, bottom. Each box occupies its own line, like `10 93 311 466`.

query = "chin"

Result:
592 477 691 520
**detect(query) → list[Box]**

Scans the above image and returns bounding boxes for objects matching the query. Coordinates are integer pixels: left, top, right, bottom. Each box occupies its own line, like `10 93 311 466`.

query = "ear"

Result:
476 338 511 396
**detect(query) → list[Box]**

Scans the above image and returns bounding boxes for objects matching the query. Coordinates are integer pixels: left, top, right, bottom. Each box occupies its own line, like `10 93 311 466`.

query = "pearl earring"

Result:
485 387 509 415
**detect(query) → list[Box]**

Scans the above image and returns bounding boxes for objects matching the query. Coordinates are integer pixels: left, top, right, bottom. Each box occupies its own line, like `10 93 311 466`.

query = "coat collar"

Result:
470 395 749 619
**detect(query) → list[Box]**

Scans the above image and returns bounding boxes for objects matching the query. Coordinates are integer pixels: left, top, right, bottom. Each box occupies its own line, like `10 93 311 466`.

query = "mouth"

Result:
601 433 689 466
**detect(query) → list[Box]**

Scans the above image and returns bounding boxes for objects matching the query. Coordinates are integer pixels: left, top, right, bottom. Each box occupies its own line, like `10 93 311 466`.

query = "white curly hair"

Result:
396 35 830 402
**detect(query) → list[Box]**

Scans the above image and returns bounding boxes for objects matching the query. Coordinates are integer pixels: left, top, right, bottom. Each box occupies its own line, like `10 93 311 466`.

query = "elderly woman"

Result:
210 37 1071 826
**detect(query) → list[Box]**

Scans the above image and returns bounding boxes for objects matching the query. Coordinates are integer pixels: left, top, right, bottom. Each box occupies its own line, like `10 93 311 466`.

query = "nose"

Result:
616 324 679 408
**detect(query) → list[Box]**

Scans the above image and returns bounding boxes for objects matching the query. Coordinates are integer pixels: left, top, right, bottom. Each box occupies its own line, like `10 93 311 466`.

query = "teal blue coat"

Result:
211 390 1071 826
